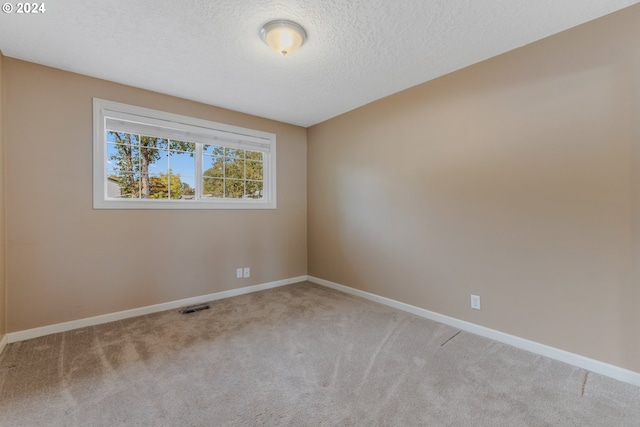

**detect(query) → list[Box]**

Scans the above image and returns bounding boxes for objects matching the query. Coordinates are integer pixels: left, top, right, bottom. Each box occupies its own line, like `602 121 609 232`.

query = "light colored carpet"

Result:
1 281 639 426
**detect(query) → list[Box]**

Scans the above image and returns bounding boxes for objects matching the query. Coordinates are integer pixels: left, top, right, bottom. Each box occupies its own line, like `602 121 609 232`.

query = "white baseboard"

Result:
308 275 640 387
0 334 7 355
9 274 640 387
8 276 308 343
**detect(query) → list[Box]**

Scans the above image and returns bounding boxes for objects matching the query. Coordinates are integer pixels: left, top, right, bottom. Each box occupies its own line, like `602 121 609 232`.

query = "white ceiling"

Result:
0 0 638 127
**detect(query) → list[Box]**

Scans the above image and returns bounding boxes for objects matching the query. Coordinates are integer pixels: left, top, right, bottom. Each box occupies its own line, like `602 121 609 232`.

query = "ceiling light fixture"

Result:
260 20 307 57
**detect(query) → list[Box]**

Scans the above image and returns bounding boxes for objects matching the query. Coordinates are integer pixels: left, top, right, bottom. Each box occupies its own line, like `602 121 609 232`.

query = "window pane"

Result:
203 145 223 156
203 156 224 178
138 173 151 199
225 147 244 159
246 161 263 180
107 131 139 145
142 148 168 177
169 140 195 153
179 179 196 199
107 133 141 199
140 136 168 150
245 150 263 161
246 181 263 199
225 179 245 198
107 143 139 173
169 151 195 180
167 173 184 200
148 174 170 199
106 172 132 198
108 172 141 199
202 177 224 198
225 157 244 179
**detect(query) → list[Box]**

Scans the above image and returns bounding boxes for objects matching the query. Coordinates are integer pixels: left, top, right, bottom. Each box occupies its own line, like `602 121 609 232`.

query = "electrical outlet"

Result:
243 267 250 278
471 294 481 310
236 268 243 278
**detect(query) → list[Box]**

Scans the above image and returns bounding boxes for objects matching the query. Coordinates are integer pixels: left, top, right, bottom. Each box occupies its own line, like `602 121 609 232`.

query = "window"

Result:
93 99 276 209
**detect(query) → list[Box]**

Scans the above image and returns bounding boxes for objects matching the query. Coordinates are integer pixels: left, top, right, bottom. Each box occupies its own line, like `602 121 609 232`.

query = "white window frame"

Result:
93 98 276 209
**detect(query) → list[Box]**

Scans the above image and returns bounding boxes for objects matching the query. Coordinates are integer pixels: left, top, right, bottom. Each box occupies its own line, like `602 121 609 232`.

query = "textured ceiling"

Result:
0 0 638 127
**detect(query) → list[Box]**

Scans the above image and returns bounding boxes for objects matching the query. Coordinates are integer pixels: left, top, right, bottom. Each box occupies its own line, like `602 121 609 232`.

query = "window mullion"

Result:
243 153 247 199
136 134 142 199
167 142 172 200
195 143 203 201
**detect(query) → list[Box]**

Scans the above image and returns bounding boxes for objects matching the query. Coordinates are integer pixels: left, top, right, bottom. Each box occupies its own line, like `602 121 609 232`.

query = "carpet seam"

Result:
440 331 462 347
581 371 589 397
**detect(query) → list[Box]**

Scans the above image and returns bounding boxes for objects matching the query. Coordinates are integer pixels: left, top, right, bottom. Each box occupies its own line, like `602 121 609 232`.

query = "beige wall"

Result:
4 59 307 332
308 5 640 372
0 51 6 345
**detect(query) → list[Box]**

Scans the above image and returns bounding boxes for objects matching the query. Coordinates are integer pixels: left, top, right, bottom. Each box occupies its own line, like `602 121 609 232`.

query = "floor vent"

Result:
179 303 210 314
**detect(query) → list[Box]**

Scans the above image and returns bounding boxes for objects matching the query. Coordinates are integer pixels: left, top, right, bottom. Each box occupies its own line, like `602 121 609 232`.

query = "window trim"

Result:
93 98 276 209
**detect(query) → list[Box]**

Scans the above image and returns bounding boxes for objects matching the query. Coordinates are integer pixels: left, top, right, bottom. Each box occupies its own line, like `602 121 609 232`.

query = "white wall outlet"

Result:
236 268 243 278
471 294 481 310
243 267 250 278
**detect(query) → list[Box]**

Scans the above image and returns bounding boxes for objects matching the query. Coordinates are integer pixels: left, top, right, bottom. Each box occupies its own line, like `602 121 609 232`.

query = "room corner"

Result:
0 49 7 355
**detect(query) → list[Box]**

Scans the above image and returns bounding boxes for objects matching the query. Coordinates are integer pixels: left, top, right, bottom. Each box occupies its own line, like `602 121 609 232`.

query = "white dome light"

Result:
260 20 307 56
